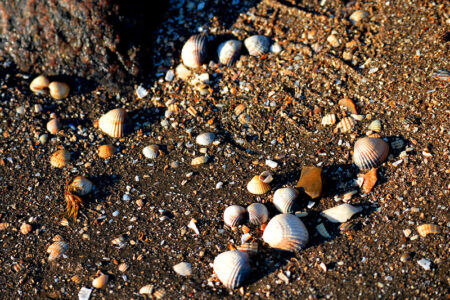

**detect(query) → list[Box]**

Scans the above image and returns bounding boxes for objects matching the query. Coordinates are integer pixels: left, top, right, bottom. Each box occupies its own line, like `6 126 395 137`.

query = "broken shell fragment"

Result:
139 284 154 295
213 250 251 289
296 166 323 199
368 120 382 132
47 241 68 261
173 262 192 276
181 34 208 69
92 273 109 289
142 145 159 159
69 176 93 196
49 81 70 100
247 203 269 225
321 113 336 126
244 35 270 56
196 132 215 146
217 40 242 66
98 145 116 159
247 171 272 195
46 118 62 134
224 205 246 227
118 263 129 272
417 224 440 237
273 187 300 214
353 137 389 169
358 168 377 194
336 116 356 133
30 75 50 95
98 108 129 138
20 223 32 234
50 149 71 168
263 213 309 251
339 98 358 114
349 10 369 24
191 155 209 166
321 204 362 223
431 69 450 82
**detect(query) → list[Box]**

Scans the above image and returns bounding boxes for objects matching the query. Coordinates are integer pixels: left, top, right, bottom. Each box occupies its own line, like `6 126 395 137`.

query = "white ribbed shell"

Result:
181 35 208 69
47 241 68 261
217 40 242 66
213 250 251 289
336 116 356 133
195 132 215 146
173 262 192 276
263 214 309 251
321 113 336 126
70 176 93 196
247 203 269 225
50 149 71 168
142 145 159 159
244 35 270 56
247 172 272 195
321 204 362 223
272 188 300 214
224 205 246 227
98 108 129 138
368 120 382 132
353 137 389 169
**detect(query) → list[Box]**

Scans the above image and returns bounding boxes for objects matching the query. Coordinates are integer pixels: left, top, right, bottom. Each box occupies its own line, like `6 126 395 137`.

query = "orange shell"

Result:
98 145 116 159
49 81 70 100
50 149 71 168
98 108 129 138
417 224 439 237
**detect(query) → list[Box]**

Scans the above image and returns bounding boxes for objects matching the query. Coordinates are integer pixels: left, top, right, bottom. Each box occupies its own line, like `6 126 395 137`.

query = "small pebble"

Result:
123 194 131 201
417 258 431 271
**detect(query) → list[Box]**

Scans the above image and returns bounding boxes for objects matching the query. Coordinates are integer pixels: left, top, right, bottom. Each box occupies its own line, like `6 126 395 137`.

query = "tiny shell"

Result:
353 137 389 169
188 219 200 235
213 250 251 289
321 113 336 126
69 176 93 196
321 204 362 223
272 187 300 214
339 98 358 114
98 145 116 159
173 262 192 276
30 75 50 95
136 85 149 99
336 116 356 133
191 155 209 166
349 10 369 23
47 241 68 261
181 34 208 69
247 203 269 225
46 118 62 134
92 273 108 289
244 35 270 56
139 284 154 295
118 263 128 272
20 223 32 234
49 81 70 100
154 289 166 299
224 205 246 227
142 145 159 159
50 149 71 168
196 132 216 146
247 171 272 195
417 224 439 237
327 34 341 47
368 120 382 132
262 213 309 251
98 108 129 138
217 40 242 66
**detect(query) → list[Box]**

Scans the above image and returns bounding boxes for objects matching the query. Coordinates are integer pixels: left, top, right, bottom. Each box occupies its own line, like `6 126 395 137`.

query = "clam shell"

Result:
49 81 70 100
272 187 300 214
142 145 159 159
417 224 440 237
336 116 356 133
46 118 62 134
247 171 272 195
224 205 246 227
247 203 269 225
349 10 369 23
47 241 68 261
353 137 389 169
321 204 362 223
191 155 209 166
262 213 309 251
50 149 71 168
92 273 108 289
69 176 93 196
98 108 129 138
321 113 336 126
173 262 192 276
20 223 32 234
213 250 251 289
118 263 128 272
217 40 242 66
98 145 116 159
181 34 208 69
139 284 154 295
368 120 382 132
30 75 50 95
244 35 270 56
196 132 216 146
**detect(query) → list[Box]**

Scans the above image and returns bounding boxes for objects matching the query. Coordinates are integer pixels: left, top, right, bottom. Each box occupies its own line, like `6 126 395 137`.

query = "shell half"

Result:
98 108 129 138
30 75 50 95
181 35 208 69
98 145 116 159
244 35 270 56
217 40 242 66
321 204 362 223
224 205 246 227
247 203 269 225
50 149 71 168
273 187 300 213
353 137 389 169
173 262 192 276
196 132 215 146
247 171 272 195
263 214 309 251
213 250 251 289
417 224 440 237
142 145 159 159
69 176 93 196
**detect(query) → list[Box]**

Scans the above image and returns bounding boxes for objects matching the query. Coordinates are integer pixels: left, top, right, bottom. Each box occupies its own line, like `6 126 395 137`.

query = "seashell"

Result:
98 108 129 138
272 187 300 214
60 218 69 226
316 223 331 238
69 176 93 196
46 118 62 134
339 98 358 114
196 132 215 146
353 137 389 169
154 289 166 299
262 213 309 251
181 34 208 69
176 63 192 81
217 40 242 66
118 263 129 272
52 234 63 242
431 69 450 82
321 204 362 223
336 116 356 133
92 273 108 289
247 171 272 195
224 205 246 227
351 114 364 121
191 155 209 166
12 262 24 273
135 85 148 99
368 120 382 132
417 224 440 237
234 104 246 116
142 145 159 159
98 145 116 159
139 284 154 295
237 242 258 255
47 241 68 261
349 10 369 24
49 81 70 100
173 262 192 276
358 168 377 194
247 203 269 225
244 35 271 56
20 223 32 234
321 113 336 126
0 222 9 230
111 235 125 247
30 75 50 95
327 34 341 48
71 275 82 284
188 219 200 235
213 250 251 289
50 149 71 168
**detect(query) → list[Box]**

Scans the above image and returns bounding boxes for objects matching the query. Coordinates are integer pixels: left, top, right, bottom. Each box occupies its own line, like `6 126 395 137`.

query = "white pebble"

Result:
417 258 431 271
265 159 278 168
270 43 282 54
165 69 175 81
123 194 131 201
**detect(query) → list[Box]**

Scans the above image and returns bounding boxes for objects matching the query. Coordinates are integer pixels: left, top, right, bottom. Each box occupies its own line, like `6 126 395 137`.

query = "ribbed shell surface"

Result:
181 35 208 69
337 116 356 132
244 35 270 56
224 205 246 227
247 176 271 195
321 204 362 223
70 176 93 196
353 137 389 169
195 132 215 146
321 113 336 125
247 203 269 225
272 188 300 213
98 145 116 159
99 108 128 138
213 250 251 289
217 40 242 66
142 145 159 159
263 214 309 251
50 149 71 168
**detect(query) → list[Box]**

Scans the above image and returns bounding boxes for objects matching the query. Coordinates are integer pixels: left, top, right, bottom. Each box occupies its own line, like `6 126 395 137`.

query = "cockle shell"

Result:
273 187 300 213
47 241 68 261
191 155 209 166
213 250 251 289
262 213 309 251
321 204 362 223
30 75 50 95
368 120 382 132
336 116 356 133
49 81 70 100
217 40 242 66
92 273 109 289
353 137 389 169
98 108 129 138
173 262 192 276
139 284 154 295
244 35 271 56
224 205 246 227
142 145 159 159
98 145 116 159
181 34 208 69
247 171 272 195
20 223 32 234
50 149 71 168
417 224 440 237
46 118 62 134
118 263 129 272
196 132 216 146
321 113 336 126
247 203 269 225
69 176 93 196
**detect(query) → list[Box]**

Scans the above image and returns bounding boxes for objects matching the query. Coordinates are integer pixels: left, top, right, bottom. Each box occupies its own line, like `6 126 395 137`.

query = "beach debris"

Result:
417 258 431 271
321 204 362 223
49 81 70 100
30 75 49 95
46 118 62 134
349 10 369 24
20 223 32 235
142 145 159 159
47 240 68 261
316 223 331 238
336 116 356 133
247 171 272 195
188 219 200 235
368 120 382 132
139 285 154 295
273 187 300 213
92 272 108 289
213 250 251 289
353 137 389 169
296 166 323 199
196 132 215 146
191 155 209 166
98 145 116 159
358 168 377 193
173 262 192 276
321 113 336 126
262 213 309 251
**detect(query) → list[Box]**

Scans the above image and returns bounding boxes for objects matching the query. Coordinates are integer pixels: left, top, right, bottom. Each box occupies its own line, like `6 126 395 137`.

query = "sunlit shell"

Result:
234 104 246 116
247 203 269 225
368 120 382 132
139 284 154 295
339 98 358 114
237 242 258 255
358 168 377 194
321 113 336 126
46 118 62 134
49 81 70 100
417 224 440 237
30 75 50 95
213 250 251 289
339 221 357 232
316 223 331 239
217 40 242 66
173 262 192 276
262 213 309 251
272 187 300 214
50 149 71 168
47 241 68 261
196 132 216 146
224 205 246 227
191 156 209 166
353 137 389 169
349 10 369 24
20 223 32 235
247 171 272 195
336 116 356 133
118 263 129 272
142 145 159 159
0 223 9 230
98 145 116 159
98 108 129 138
69 176 93 196
244 35 270 56
181 34 208 69
321 204 362 223
92 273 108 289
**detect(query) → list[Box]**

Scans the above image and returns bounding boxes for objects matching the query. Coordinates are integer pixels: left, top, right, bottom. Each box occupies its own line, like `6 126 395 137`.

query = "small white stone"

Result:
417 258 431 271
136 85 149 99
270 43 282 54
78 287 93 300
403 229 411 238
123 194 131 201
265 159 278 168
216 182 224 189
165 69 175 81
